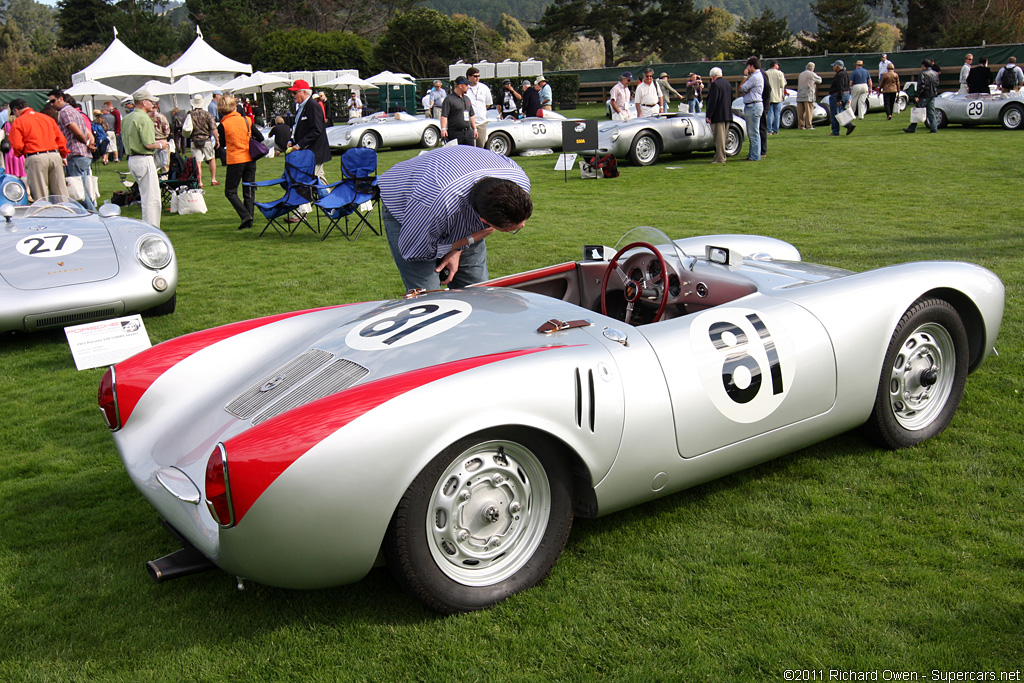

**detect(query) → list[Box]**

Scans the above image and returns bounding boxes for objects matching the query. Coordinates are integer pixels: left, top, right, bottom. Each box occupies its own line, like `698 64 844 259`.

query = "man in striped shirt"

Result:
379 146 533 292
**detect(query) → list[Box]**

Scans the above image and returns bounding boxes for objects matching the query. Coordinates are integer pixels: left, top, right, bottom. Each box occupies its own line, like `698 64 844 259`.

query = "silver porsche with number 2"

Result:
597 113 747 165
100 227 1002 614
1 197 176 333
326 114 442 152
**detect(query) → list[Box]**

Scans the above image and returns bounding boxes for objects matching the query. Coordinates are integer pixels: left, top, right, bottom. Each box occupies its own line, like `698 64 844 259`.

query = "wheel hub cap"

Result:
888 323 955 430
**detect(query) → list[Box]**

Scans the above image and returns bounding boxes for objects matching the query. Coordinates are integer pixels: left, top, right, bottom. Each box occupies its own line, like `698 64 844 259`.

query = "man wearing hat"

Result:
850 60 872 119
537 75 553 111
286 79 329 185
521 79 541 118
658 73 683 112
187 93 219 188
440 76 476 145
609 72 634 121
124 88 170 228
828 60 854 136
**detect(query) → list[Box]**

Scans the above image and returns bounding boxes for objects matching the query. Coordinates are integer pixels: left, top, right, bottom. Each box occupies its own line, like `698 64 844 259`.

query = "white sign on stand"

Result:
554 153 577 171
64 315 152 371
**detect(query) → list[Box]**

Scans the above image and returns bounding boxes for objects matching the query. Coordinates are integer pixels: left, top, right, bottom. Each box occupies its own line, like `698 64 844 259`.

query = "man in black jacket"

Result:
967 56 994 94
829 60 854 136
905 60 941 133
286 79 330 181
705 67 733 164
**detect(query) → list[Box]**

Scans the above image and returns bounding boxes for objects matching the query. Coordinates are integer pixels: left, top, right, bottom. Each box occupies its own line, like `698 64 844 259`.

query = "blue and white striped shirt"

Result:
378 146 530 261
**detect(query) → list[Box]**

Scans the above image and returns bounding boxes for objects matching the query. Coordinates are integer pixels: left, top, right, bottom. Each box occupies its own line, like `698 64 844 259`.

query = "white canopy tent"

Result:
71 28 172 102
168 27 252 86
142 75 221 111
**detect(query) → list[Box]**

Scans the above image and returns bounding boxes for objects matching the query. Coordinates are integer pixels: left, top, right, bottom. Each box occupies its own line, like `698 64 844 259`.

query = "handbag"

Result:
182 112 194 138
176 188 207 215
910 107 927 123
66 175 86 201
836 107 855 127
247 118 268 160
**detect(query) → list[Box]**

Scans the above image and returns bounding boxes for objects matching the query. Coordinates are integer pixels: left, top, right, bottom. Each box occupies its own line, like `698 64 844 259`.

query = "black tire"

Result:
420 126 440 148
147 292 176 317
935 109 948 129
358 131 380 150
725 125 743 157
864 298 968 449
384 430 573 614
780 107 796 129
628 131 660 166
1000 103 1023 130
486 132 513 156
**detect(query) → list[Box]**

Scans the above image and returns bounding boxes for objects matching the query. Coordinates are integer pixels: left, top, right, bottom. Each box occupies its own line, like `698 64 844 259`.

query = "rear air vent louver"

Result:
251 358 368 425
225 349 335 419
573 367 596 433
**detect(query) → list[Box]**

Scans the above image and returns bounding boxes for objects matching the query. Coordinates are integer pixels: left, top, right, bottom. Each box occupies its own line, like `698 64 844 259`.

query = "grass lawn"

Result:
1 104 1021 682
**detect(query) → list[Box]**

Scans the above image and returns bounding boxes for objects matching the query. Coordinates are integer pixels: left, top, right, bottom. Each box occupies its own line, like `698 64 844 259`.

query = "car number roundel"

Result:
689 308 796 423
16 233 84 258
345 300 472 350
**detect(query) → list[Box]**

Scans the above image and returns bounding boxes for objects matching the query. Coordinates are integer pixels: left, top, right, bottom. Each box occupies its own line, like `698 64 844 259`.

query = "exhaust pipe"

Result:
147 543 216 583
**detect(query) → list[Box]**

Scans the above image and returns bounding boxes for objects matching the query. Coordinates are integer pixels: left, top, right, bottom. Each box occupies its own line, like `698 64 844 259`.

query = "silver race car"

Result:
100 227 1002 614
326 113 442 151
1 197 176 333
597 113 747 165
820 90 909 114
731 95 829 128
934 91 1024 130
484 111 574 156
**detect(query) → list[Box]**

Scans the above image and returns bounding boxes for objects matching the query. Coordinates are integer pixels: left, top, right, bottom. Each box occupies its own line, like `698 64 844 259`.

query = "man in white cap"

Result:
187 93 219 188
123 88 169 228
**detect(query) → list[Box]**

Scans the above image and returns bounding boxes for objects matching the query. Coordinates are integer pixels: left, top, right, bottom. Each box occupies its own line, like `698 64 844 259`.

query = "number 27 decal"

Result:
16 233 84 258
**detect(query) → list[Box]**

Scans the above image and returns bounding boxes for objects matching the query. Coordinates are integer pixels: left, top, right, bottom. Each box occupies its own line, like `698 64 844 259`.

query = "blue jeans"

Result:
384 206 488 292
743 102 763 160
767 101 782 134
688 98 701 113
829 93 852 134
65 155 95 211
906 97 937 133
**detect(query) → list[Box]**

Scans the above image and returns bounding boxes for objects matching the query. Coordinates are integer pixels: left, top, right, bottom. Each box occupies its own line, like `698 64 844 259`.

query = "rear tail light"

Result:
98 367 120 431
205 444 235 527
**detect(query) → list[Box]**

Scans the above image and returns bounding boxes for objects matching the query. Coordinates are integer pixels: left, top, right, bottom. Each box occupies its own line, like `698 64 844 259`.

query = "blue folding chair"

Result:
338 148 381 240
244 149 319 237
313 181 359 241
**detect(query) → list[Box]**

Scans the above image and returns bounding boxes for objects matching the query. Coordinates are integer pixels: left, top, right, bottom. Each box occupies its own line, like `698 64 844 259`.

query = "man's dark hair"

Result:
9 98 28 113
469 177 533 228
747 56 761 69
47 89 66 100
466 67 480 77
770 60 779 68
922 59 932 68
979 56 988 65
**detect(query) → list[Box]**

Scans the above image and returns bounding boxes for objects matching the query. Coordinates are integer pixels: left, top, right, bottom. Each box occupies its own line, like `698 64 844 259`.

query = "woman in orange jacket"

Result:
218 95 265 230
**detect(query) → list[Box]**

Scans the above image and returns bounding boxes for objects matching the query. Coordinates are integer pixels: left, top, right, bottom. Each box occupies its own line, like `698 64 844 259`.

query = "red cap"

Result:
288 79 311 91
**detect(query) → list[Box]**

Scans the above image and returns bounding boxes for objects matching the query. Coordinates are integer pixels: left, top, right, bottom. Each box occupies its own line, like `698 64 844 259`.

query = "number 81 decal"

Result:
691 308 795 423
346 300 472 350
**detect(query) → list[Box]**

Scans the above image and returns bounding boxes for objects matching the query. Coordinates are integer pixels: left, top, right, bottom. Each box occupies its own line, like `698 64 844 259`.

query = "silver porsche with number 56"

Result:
100 227 1002 613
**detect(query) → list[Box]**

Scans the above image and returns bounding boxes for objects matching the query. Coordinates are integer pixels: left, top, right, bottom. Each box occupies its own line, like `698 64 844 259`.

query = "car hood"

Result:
0 215 118 290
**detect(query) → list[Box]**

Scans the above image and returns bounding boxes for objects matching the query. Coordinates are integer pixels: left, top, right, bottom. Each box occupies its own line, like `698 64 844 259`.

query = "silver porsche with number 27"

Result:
597 113 747 165
100 227 1003 614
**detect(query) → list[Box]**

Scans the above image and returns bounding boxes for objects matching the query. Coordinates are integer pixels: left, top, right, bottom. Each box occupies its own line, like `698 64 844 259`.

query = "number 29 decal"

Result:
345 300 472 350
691 308 795 423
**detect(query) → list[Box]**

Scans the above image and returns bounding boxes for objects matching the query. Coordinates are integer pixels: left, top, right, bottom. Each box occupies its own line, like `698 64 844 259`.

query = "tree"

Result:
940 0 1024 45
56 0 116 49
5 0 57 55
253 28 374 72
729 8 795 58
531 0 635 67
863 0 942 49
679 6 734 61
805 0 876 53
374 7 501 77
186 0 279 64
111 0 178 63
625 0 706 63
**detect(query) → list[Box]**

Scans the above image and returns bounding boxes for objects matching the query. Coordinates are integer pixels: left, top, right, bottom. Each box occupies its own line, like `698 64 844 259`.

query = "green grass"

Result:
1 106 1022 682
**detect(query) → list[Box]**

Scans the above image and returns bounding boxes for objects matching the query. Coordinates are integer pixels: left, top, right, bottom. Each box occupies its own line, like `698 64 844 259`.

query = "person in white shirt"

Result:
348 89 363 120
878 54 889 82
609 72 634 121
959 54 973 94
634 68 663 118
465 67 494 148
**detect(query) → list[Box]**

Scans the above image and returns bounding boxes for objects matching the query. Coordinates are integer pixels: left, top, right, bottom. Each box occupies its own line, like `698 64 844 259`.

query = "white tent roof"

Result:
168 27 252 80
72 30 171 85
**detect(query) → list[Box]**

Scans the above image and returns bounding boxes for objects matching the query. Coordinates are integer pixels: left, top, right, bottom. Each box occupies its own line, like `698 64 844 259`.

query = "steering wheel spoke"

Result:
600 241 670 324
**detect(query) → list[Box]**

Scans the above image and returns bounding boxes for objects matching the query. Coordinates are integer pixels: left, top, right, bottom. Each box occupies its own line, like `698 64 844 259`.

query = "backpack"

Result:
1002 67 1019 91
588 153 619 178
91 122 108 144
167 151 187 179
179 156 200 183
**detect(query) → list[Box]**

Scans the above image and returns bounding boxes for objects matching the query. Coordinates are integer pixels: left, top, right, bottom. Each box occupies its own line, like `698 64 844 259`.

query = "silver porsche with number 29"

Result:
100 227 1003 614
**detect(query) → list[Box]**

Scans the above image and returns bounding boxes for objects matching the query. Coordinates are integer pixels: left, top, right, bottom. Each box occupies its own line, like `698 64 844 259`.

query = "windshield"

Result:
23 196 89 218
613 227 692 269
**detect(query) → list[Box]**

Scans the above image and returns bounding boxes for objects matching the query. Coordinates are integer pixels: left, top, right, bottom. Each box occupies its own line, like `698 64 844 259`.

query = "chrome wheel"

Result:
1001 104 1023 130
487 132 512 156
629 132 659 165
359 131 379 149
427 440 550 585
780 108 796 129
725 126 742 156
887 322 956 431
421 127 439 147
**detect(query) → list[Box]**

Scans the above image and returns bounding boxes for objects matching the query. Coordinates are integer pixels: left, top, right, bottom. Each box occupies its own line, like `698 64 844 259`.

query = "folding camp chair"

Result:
337 148 381 240
160 155 199 209
244 149 319 237
313 181 359 241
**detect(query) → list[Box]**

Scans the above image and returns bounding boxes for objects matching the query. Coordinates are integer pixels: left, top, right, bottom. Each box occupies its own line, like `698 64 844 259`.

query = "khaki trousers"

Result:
797 101 815 129
128 154 161 229
25 151 68 202
712 122 728 163
474 121 488 148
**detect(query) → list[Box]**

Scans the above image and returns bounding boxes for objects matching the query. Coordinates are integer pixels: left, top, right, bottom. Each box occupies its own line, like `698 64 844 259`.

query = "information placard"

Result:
64 315 152 371
554 153 577 171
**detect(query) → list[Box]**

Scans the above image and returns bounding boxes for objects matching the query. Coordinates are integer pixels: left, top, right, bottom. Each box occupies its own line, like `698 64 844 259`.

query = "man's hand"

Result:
436 249 462 285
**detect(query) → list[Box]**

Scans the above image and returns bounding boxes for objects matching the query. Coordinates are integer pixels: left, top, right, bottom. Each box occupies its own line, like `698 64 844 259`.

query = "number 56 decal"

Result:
690 308 796 423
